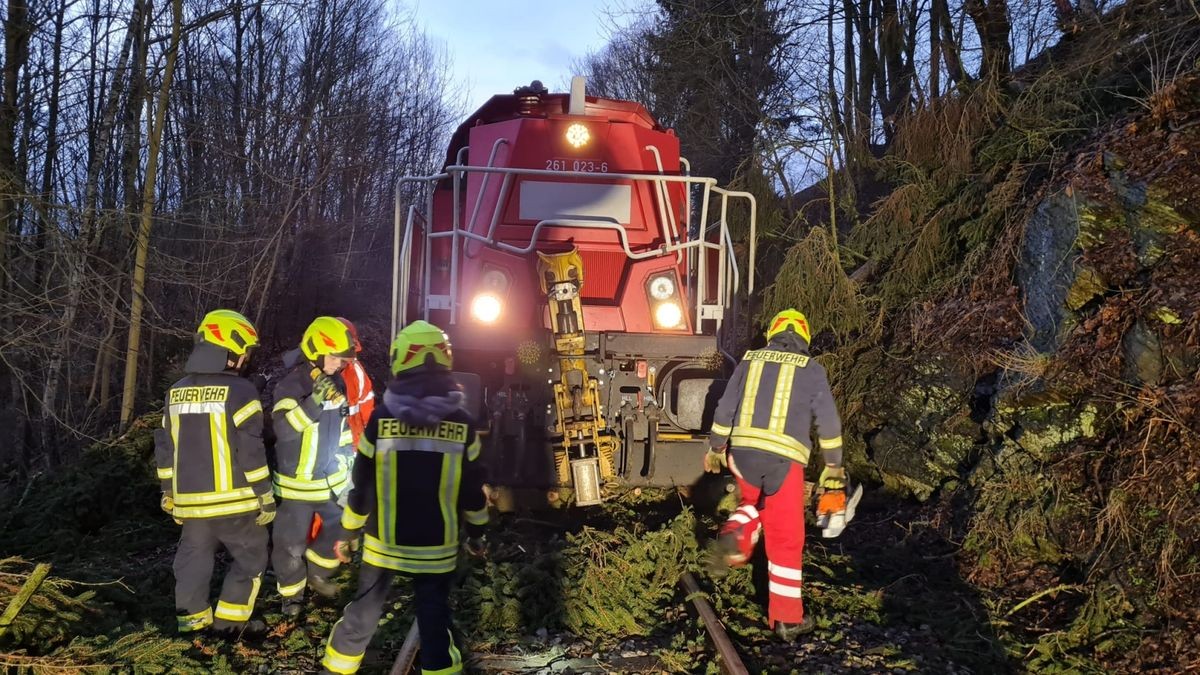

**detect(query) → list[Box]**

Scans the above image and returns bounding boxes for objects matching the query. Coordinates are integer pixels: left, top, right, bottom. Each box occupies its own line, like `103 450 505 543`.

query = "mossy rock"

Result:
865 361 979 501
1122 319 1164 385
1021 192 1088 351
1066 266 1106 310
989 388 1099 461
1076 201 1123 251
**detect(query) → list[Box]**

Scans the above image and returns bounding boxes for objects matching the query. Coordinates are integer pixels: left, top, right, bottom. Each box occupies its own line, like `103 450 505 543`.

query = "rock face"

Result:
1018 192 1084 352
866 148 1197 503
844 70 1200 670
863 360 979 502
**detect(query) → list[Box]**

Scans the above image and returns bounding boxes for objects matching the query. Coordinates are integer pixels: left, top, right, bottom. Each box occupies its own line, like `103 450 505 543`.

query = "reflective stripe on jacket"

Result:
340 406 488 575
154 372 272 519
271 367 354 501
709 344 843 466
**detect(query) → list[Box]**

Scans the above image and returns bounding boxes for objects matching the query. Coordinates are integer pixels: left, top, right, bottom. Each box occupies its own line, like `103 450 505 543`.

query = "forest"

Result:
2 0 1199 672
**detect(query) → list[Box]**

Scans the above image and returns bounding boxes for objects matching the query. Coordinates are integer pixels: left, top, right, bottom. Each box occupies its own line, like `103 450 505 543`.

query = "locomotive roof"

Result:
442 93 664 170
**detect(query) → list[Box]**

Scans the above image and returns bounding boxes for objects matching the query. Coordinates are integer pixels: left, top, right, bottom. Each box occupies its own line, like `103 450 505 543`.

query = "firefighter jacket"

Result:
340 372 488 575
154 343 272 520
709 335 843 467
271 360 355 502
342 360 376 449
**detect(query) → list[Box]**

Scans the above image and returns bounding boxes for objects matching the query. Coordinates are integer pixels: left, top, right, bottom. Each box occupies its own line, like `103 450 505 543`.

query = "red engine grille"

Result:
577 250 627 301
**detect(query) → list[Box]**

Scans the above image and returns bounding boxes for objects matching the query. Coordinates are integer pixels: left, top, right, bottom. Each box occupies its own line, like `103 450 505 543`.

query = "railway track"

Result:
680 572 749 675
388 572 748 674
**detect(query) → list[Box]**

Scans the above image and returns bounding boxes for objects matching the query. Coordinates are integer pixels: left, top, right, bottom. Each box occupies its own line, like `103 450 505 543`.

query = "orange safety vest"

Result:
342 360 376 449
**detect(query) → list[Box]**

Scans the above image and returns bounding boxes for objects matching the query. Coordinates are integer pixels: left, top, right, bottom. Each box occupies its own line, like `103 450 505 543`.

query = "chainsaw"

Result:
814 481 863 538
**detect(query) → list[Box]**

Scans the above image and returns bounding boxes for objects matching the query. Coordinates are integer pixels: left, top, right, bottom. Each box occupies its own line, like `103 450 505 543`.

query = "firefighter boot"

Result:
774 614 816 641
213 618 269 641
708 504 762 576
706 532 742 578
281 594 304 617
307 573 339 599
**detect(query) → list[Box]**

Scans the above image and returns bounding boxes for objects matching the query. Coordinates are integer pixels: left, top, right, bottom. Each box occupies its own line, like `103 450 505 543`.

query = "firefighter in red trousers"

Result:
704 308 846 641
154 309 276 638
335 317 375 449
319 320 488 675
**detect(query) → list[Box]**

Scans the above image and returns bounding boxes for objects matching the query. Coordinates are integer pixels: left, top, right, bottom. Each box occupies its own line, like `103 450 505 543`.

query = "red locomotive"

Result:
392 78 757 505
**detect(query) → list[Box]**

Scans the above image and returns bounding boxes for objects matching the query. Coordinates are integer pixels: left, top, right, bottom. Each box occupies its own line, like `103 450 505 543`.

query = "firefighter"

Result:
335 317 375 450
319 320 488 675
271 316 357 614
154 309 276 637
703 308 845 641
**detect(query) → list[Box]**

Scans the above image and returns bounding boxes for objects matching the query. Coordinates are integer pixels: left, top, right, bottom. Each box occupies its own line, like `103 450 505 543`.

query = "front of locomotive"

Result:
399 78 751 505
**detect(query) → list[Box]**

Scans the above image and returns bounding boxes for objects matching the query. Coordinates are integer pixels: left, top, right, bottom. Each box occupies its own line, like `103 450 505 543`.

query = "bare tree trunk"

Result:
930 0 942 98
120 0 183 426
842 0 857 149
936 0 967 86
1 0 32 465
1 0 31 294
965 0 1012 80
35 0 66 290
41 0 142 444
856 0 880 144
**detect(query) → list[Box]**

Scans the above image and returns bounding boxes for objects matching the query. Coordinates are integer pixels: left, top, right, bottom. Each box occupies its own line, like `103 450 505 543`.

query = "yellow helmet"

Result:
196 309 259 355
390 320 453 374
300 316 357 361
766 308 811 343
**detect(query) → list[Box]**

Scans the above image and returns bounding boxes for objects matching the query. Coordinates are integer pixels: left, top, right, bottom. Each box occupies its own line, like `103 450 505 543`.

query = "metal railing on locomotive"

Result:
391 137 758 347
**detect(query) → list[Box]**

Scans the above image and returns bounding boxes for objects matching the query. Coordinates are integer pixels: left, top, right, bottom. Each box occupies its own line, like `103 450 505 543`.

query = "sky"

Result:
411 0 642 113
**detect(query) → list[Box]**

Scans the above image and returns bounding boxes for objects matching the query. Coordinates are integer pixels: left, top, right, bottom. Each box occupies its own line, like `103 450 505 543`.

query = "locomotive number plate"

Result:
546 158 609 173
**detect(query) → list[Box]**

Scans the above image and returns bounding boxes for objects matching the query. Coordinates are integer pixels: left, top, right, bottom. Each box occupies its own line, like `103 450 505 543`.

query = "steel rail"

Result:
387 621 421 675
679 572 749 675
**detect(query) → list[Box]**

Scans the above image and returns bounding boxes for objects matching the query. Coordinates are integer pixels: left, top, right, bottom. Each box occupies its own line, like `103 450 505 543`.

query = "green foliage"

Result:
759 227 867 343
1022 585 1138 674
562 512 700 636
0 413 163 560
0 559 98 652
456 509 702 643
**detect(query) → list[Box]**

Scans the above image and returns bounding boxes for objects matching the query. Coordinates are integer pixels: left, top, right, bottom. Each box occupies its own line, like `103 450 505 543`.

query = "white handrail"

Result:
397 204 420 333
466 138 511 234
391 186 402 339
711 187 757 294
643 145 683 263
428 216 722 259
394 160 756 336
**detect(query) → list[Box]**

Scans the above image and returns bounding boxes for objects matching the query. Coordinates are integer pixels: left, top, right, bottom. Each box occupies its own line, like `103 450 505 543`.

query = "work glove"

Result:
819 465 846 490
463 535 488 559
255 493 277 526
161 493 183 525
334 536 360 564
703 448 728 474
310 369 347 408
249 374 267 394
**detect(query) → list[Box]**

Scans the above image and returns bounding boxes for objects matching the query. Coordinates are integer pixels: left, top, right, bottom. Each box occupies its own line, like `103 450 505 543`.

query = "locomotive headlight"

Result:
471 266 511 324
646 271 685 330
565 123 590 148
654 302 683 329
648 276 675 300
470 293 503 324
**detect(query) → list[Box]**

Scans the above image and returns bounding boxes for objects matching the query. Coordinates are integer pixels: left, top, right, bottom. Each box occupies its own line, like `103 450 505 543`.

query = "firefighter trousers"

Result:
173 513 267 632
322 565 462 675
721 458 807 626
272 497 343 599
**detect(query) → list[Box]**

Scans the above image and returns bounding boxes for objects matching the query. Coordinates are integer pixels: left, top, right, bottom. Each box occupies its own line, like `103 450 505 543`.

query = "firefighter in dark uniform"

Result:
154 309 276 637
704 308 846 641
320 320 488 675
271 316 357 614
